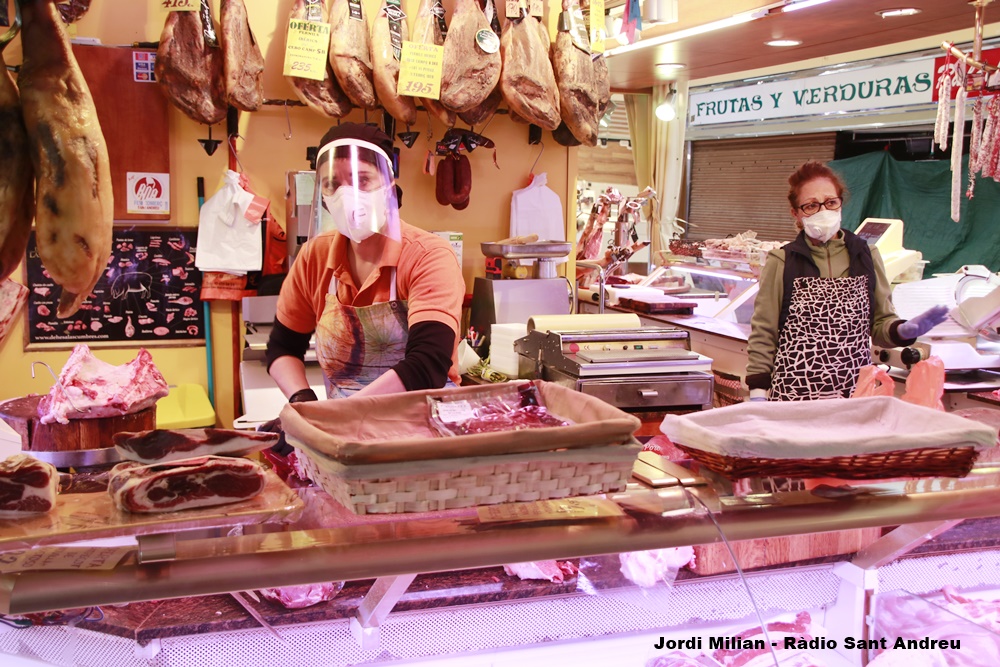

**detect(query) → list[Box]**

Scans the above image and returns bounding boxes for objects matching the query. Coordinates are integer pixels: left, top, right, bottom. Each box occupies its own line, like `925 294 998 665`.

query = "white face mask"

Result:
802 207 841 243
323 186 388 243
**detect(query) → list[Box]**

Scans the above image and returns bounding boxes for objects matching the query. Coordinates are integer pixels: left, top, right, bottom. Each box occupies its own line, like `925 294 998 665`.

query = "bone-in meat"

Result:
114 428 279 465
328 0 377 109
370 1 417 125
154 2 228 125
0 43 33 283
286 0 353 118
552 0 599 146
108 456 266 513
411 0 455 126
220 0 264 111
439 0 501 112
18 0 113 318
499 14 560 130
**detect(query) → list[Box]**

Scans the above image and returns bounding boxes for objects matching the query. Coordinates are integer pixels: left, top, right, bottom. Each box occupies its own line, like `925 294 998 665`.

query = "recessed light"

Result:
876 8 921 18
656 63 687 71
766 39 801 47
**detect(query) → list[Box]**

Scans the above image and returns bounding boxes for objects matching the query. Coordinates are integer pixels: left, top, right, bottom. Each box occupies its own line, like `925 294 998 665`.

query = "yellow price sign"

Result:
590 0 605 53
160 0 198 11
476 497 624 523
396 41 444 100
283 19 331 82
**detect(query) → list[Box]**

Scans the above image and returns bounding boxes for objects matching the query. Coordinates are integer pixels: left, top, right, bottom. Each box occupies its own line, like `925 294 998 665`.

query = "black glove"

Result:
259 388 319 456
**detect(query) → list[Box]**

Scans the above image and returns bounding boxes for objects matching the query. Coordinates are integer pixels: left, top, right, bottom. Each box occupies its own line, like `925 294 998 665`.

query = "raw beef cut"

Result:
439 0 501 112
328 0 376 109
411 0 455 126
220 0 264 111
0 279 27 347
370 1 418 125
114 428 279 464
503 560 576 582
259 582 345 609
712 612 813 667
286 0 353 118
38 345 169 425
499 14 560 130
552 0 599 146
154 0 228 125
108 456 266 513
18 0 114 318
0 36 34 283
0 455 58 515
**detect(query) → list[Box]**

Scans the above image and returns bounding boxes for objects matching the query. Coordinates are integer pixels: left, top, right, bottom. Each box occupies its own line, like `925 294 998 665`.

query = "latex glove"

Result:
898 305 950 340
746 388 768 403
257 388 319 457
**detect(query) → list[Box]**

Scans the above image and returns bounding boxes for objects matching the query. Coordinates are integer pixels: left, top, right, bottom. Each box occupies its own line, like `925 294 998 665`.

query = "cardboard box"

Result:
432 231 463 265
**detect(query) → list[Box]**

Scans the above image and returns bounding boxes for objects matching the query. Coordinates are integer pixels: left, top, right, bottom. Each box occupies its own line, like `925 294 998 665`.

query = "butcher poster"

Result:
25 228 204 348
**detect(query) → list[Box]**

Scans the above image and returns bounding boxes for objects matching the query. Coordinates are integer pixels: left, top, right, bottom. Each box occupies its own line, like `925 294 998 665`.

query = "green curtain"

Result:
829 152 1000 275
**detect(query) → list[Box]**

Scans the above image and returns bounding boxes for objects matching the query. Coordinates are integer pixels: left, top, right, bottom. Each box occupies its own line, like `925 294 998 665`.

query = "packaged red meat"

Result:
646 651 720 666
503 560 577 583
38 345 169 425
712 612 813 667
619 547 694 588
642 435 690 461
427 381 570 437
259 581 344 609
113 428 279 464
0 454 59 515
108 456 266 513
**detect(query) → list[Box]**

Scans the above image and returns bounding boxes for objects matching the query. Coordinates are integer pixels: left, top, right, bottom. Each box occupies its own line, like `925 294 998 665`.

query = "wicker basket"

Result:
675 443 979 481
296 443 640 515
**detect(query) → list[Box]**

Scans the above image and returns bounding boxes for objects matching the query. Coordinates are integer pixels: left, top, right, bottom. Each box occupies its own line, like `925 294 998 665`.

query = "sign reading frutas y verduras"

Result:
283 19 331 81
127 172 170 215
689 60 933 126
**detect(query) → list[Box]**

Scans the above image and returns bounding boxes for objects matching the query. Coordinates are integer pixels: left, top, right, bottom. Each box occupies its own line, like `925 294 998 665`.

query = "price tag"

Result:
434 399 474 423
589 0 605 53
396 41 444 100
529 0 543 18
160 0 198 11
0 546 133 573
244 195 270 224
283 19 332 82
477 498 624 523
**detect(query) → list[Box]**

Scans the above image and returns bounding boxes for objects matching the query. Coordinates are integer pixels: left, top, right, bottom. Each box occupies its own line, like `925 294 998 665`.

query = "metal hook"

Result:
529 141 545 175
229 134 246 173
282 101 292 140
31 362 92 414
0 0 21 51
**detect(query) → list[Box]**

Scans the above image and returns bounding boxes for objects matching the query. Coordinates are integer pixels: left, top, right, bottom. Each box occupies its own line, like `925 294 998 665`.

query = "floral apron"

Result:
769 275 871 401
315 269 409 398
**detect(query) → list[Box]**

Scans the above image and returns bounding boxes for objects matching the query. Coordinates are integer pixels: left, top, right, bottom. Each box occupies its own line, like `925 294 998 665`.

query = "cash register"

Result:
854 218 922 282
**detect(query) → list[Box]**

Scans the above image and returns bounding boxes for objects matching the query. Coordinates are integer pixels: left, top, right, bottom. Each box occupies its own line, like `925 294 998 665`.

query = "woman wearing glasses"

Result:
745 161 948 401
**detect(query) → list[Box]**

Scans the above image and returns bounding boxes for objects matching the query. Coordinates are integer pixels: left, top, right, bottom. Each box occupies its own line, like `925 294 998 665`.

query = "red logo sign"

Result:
133 176 162 200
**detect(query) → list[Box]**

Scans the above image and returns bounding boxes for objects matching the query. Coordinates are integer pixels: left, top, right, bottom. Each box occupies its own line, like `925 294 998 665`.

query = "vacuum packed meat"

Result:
18 0 114 318
108 456 266 513
0 455 59 515
712 612 813 667
114 428 279 464
429 381 571 436
38 345 169 425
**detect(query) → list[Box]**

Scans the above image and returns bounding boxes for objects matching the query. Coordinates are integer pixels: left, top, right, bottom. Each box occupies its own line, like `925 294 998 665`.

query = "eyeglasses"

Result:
796 197 842 216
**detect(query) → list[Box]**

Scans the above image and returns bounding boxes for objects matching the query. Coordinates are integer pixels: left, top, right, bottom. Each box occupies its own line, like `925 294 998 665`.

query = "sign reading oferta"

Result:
689 60 934 126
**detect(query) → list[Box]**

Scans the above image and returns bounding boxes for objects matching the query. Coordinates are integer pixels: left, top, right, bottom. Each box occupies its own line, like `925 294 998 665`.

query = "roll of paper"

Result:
527 313 642 332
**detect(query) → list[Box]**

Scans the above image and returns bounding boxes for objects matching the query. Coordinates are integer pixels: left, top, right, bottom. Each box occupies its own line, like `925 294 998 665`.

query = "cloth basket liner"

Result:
660 396 998 459
280 380 641 465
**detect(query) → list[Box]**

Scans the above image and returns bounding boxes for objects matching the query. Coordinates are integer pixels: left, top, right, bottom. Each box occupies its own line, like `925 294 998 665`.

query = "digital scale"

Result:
854 217 922 282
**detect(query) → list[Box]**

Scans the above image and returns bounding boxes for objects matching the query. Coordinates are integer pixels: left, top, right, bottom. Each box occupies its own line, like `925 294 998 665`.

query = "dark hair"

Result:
318 122 394 160
787 161 848 208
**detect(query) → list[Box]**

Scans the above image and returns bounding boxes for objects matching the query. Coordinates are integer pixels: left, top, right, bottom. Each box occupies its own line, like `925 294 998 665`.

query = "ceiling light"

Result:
656 63 686 71
876 8 921 18
655 89 678 122
781 0 834 12
766 39 801 47
605 8 770 57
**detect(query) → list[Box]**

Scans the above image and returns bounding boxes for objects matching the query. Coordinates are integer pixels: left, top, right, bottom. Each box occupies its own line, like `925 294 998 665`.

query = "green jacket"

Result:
746 232 907 390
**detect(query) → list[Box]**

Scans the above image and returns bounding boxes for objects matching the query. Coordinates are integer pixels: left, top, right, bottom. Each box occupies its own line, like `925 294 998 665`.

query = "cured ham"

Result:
114 428 279 465
0 29 34 283
328 0 376 109
18 0 114 318
286 0 353 118
38 345 169 425
108 456 266 513
711 612 813 667
499 13 560 131
552 0 600 146
411 0 455 126
220 0 265 112
0 455 58 515
439 0 501 113
155 0 228 125
370 0 417 125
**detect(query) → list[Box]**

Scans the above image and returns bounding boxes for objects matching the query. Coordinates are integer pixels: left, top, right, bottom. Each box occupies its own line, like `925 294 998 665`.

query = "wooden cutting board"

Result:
689 528 882 575
0 395 155 452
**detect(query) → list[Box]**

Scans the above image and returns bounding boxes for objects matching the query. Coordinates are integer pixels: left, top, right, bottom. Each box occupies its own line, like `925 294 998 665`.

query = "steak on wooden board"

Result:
108 456 266 513
370 0 418 126
286 0 353 118
114 428 279 465
499 14 560 131
18 0 114 319
220 0 265 112
154 1 228 125
0 43 34 284
0 455 58 515
439 0 501 113
328 0 377 109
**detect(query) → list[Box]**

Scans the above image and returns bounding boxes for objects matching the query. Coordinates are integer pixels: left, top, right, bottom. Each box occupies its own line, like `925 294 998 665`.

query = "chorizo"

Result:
452 154 472 203
435 156 455 206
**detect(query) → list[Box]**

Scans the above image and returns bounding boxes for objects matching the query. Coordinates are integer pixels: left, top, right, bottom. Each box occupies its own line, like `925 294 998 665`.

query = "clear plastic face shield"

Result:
309 138 400 244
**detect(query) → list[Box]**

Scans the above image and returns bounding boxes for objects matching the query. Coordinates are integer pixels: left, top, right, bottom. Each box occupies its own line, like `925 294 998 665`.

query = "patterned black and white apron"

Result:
769 275 871 401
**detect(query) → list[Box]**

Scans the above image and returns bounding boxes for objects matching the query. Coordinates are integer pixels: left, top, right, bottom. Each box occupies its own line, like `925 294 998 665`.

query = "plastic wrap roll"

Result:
527 313 641 332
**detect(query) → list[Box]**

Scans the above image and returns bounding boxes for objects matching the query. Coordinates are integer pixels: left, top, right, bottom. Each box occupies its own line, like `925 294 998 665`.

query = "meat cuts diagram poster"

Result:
25 228 204 348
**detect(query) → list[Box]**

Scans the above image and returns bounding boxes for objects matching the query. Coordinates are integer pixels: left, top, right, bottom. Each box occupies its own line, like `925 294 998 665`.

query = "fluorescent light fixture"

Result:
656 62 687 71
605 7 771 57
876 8 921 18
766 39 801 47
781 0 834 12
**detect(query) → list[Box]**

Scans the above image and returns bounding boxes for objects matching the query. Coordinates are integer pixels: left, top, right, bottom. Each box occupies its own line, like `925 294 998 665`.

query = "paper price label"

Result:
397 41 444 100
434 399 474 424
0 546 133 573
477 497 625 523
160 0 198 11
529 0 543 18
283 19 332 82
505 0 520 18
589 0 605 53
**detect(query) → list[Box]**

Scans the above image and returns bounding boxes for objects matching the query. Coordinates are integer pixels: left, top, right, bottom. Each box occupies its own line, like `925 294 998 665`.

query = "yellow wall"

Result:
0 0 577 427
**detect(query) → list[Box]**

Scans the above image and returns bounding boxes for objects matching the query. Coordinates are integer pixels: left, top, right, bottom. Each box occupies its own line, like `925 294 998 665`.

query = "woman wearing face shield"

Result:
745 161 948 402
264 123 465 406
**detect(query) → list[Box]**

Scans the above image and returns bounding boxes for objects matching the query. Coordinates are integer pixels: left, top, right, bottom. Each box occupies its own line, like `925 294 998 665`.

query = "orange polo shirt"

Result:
276 222 465 383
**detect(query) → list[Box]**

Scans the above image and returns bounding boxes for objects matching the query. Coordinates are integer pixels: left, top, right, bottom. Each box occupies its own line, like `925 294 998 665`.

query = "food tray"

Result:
661 396 998 481
480 241 572 259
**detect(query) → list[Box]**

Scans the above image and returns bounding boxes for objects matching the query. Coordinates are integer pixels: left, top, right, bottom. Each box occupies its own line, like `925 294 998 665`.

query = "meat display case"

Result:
0 458 999 666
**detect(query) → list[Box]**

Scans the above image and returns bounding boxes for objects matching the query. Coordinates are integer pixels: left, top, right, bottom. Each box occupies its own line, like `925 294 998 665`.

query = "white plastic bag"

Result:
195 170 261 274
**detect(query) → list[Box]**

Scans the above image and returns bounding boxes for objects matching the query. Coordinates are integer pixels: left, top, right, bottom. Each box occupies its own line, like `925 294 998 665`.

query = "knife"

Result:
230 591 287 644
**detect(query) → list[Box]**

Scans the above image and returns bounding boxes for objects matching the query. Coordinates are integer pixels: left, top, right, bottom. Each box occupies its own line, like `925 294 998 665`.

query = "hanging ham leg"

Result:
286 0 353 118
328 0 377 109
220 0 264 112
370 1 417 126
411 0 455 126
18 0 113 318
439 0 501 112
552 0 599 146
499 13 560 130
0 31 34 283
